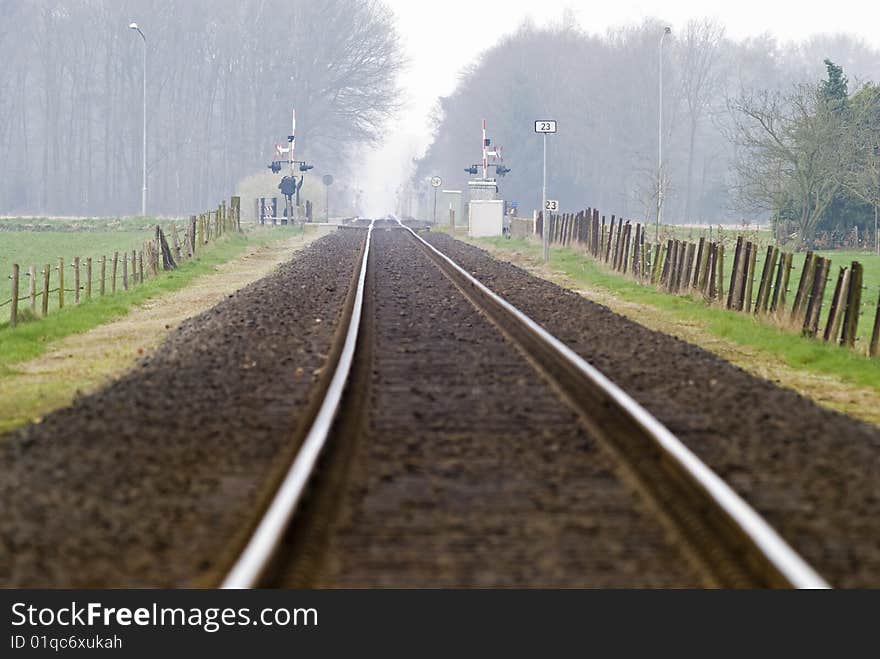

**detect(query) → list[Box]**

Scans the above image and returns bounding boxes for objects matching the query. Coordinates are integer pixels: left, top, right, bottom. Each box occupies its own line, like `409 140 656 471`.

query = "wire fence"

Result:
535 207 880 359
3 196 241 329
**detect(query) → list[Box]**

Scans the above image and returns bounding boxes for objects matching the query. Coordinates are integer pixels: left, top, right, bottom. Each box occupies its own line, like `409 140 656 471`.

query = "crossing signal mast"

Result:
464 119 510 180
267 109 314 223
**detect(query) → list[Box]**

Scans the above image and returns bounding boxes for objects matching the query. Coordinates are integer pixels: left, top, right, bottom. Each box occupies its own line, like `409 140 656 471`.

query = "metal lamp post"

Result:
129 22 147 217
656 26 671 240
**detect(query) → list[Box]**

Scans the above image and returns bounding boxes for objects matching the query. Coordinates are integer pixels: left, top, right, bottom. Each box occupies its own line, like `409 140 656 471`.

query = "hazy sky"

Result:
358 0 880 215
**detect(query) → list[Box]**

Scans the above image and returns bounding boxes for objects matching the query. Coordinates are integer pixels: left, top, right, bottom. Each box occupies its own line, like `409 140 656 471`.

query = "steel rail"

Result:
396 219 829 589
222 220 375 588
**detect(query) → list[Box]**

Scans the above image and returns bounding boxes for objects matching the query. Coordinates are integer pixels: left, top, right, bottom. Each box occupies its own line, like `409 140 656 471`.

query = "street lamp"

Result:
656 26 671 240
129 22 147 217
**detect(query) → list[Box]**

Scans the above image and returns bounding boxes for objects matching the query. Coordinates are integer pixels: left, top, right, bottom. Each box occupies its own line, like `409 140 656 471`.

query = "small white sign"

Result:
535 120 557 134
430 176 442 188
545 199 559 211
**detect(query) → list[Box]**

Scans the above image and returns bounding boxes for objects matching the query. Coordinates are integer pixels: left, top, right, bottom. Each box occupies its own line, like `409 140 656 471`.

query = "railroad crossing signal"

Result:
464 119 510 180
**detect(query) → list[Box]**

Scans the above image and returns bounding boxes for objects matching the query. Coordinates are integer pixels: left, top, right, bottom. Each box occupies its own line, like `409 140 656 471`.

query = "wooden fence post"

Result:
122 253 128 291
57 257 64 308
28 265 36 313
727 237 743 309
100 256 106 296
824 267 849 343
10 264 19 327
693 237 706 289
841 261 864 348
769 251 786 313
706 244 718 300
170 224 182 261
605 216 615 262
664 240 676 291
791 252 816 322
73 256 80 304
632 224 641 276
86 257 92 300
157 227 177 270
803 257 830 338
870 289 880 357
139 251 145 284
651 243 663 285
232 195 241 232
41 264 49 317
660 240 673 286
776 253 793 314
755 246 777 313
684 242 696 292
615 217 624 267
111 252 118 294
743 242 756 312
716 245 725 301
673 241 686 292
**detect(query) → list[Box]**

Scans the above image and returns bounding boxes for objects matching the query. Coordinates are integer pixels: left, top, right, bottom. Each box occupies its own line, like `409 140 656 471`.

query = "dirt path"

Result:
472 240 880 428
0 231 323 434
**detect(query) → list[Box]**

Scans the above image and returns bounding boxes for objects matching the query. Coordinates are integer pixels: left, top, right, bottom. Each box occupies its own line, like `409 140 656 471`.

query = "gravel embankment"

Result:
0 230 364 587
423 232 880 588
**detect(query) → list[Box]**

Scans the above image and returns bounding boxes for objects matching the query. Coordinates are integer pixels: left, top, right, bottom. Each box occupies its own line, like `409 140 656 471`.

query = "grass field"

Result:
620 227 879 345
477 236 880 392
747 248 880 346
0 225 305 372
1 216 192 316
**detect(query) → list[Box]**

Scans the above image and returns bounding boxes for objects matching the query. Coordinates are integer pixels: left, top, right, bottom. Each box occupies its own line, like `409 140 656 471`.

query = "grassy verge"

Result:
0 227 303 375
475 236 880 392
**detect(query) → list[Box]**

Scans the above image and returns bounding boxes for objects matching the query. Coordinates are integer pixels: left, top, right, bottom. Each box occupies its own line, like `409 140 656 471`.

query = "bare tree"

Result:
844 84 880 253
730 85 847 242
676 19 726 224
0 0 403 216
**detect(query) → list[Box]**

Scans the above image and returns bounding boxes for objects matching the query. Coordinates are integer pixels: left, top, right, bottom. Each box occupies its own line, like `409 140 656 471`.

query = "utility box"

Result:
467 179 497 201
468 200 505 237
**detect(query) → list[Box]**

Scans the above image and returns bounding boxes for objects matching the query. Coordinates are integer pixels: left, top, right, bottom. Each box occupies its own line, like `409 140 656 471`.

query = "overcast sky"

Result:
358 0 880 215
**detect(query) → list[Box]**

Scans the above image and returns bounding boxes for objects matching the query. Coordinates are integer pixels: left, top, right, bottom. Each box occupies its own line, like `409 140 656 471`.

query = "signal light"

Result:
268 162 281 173
299 163 313 172
496 165 511 176
464 165 478 175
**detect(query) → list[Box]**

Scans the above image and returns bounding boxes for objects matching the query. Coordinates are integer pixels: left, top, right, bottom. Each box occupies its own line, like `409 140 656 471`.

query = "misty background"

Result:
0 0 402 216
410 17 880 230
1 0 878 240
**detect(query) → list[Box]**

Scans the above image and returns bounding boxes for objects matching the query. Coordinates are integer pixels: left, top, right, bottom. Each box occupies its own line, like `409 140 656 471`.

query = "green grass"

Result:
0 215 185 232
477 236 880 391
0 226 302 373
637 226 879 345
1 218 191 315
654 222 773 248
749 249 880 346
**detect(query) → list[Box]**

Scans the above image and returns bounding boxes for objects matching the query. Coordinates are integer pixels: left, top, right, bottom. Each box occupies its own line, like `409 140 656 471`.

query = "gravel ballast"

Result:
0 230 365 587
423 232 880 588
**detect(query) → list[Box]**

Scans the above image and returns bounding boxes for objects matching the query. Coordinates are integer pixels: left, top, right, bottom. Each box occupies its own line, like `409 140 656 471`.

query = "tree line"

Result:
732 60 880 247
0 0 402 217
411 16 880 248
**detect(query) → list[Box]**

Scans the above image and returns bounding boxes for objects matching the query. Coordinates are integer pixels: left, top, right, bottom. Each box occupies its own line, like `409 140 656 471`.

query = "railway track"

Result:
220 219 829 589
